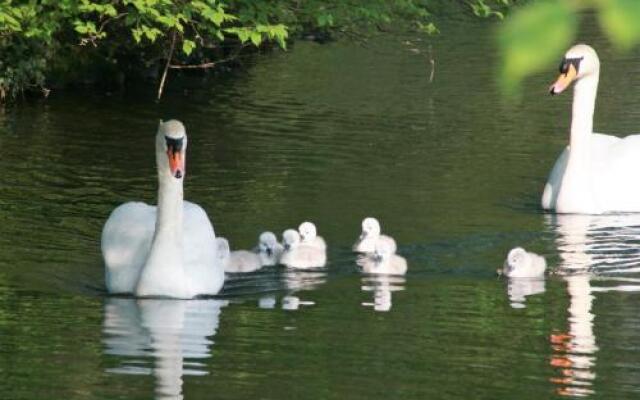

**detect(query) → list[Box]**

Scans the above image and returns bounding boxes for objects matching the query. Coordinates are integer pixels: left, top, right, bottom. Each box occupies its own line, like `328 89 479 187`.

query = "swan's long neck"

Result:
569 73 598 161
556 71 600 213
155 170 184 243
135 149 186 297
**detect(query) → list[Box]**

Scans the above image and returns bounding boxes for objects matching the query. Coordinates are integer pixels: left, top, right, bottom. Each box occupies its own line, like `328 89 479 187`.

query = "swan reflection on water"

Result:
361 274 406 312
546 213 640 397
103 298 227 400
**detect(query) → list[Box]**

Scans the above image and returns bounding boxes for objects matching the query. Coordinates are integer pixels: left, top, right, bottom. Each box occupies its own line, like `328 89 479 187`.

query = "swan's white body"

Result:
215 237 263 273
353 217 397 254
357 240 407 275
280 229 326 269
542 44 640 214
502 247 546 278
102 120 224 298
298 222 327 251
103 201 219 295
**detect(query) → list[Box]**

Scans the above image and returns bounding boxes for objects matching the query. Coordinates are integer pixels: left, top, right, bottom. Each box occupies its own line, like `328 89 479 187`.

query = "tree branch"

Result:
168 62 217 69
157 30 177 101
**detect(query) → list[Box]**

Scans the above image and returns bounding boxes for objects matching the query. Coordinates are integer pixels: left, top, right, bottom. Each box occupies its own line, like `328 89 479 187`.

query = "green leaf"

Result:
225 27 250 43
73 20 97 35
500 1 577 93
418 22 439 35
596 0 640 50
132 27 143 43
211 10 224 26
142 26 162 42
104 4 118 17
182 38 195 55
0 11 22 32
317 13 334 27
250 31 261 47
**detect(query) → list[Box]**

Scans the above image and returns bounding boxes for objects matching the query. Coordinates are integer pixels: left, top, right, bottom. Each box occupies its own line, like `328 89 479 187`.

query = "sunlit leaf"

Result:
500 1 577 93
250 32 262 47
596 0 640 50
182 39 195 55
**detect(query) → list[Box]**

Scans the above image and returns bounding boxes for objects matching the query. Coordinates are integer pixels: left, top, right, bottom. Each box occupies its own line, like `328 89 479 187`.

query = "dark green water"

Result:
3 17 640 400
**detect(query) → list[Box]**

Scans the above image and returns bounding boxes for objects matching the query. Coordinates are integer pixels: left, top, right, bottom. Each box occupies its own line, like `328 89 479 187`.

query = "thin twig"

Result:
157 30 177 101
99 13 128 33
79 13 128 47
168 62 217 69
168 53 240 69
339 28 370 48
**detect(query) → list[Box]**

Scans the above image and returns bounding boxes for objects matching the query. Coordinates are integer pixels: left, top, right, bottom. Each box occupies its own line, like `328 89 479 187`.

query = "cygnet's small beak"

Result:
549 64 577 95
266 248 273 256
284 243 290 251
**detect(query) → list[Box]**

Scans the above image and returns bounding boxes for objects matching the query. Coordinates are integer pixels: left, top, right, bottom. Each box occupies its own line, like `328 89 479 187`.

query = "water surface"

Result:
2 15 640 400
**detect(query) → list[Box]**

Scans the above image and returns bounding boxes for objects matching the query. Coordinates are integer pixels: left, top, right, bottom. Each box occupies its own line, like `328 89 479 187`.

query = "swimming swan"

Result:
353 217 397 253
542 44 640 214
101 120 224 298
502 247 547 278
215 237 262 273
280 229 327 269
298 221 327 251
257 231 284 266
357 239 407 275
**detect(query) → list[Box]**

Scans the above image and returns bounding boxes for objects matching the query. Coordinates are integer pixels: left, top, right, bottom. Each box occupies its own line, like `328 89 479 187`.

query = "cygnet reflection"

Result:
103 298 227 400
282 295 316 311
506 277 546 309
276 265 327 311
361 274 406 312
258 295 277 309
353 217 397 254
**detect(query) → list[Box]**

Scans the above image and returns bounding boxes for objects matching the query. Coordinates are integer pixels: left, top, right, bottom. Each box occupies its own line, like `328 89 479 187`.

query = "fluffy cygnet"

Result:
216 237 262 273
502 247 547 278
280 229 327 269
257 231 284 266
353 217 397 253
298 221 327 251
357 239 407 275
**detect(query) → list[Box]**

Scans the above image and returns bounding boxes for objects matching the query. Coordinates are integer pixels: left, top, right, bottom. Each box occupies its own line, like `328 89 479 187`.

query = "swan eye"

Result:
165 136 184 154
559 57 583 75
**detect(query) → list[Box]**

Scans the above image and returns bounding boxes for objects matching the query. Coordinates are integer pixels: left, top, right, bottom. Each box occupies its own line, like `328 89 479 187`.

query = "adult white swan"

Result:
101 120 224 298
542 44 640 214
